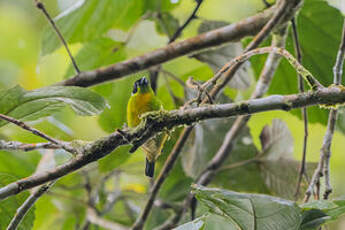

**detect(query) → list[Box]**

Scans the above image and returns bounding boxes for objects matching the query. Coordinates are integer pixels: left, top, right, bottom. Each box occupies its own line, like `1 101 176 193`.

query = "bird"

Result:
126 77 167 177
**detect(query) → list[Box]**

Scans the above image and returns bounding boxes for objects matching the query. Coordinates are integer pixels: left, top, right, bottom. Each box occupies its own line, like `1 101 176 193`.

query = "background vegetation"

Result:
1 0 345 229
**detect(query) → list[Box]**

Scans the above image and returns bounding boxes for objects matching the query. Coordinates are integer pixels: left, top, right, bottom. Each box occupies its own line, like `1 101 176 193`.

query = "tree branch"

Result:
57 1 301 87
1 85 345 200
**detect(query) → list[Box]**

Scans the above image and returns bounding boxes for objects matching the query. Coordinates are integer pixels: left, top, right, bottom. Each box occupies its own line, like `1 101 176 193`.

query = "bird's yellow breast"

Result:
127 92 154 127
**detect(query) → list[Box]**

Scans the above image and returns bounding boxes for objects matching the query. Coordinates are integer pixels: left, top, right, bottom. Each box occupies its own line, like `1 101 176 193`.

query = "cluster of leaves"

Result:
0 0 345 229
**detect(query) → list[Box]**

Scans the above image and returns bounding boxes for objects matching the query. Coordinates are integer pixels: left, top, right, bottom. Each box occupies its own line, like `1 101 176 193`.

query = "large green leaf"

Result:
193 185 302 230
64 37 126 78
41 0 145 55
258 119 317 200
0 85 106 127
193 185 345 230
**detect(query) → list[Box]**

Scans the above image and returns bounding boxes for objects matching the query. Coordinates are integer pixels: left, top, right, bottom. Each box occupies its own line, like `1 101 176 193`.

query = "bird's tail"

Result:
145 158 155 177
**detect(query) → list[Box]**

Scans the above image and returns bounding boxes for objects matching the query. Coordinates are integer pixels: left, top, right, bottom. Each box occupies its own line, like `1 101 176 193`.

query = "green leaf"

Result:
64 37 126 78
154 12 180 38
194 20 253 89
300 199 345 229
41 0 144 55
181 89 267 193
258 119 317 199
174 216 206 230
0 173 35 230
0 85 106 127
193 185 302 230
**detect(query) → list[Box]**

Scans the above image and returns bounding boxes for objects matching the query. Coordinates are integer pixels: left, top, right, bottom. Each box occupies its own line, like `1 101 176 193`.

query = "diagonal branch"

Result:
57 0 302 87
1 85 344 200
35 1 80 74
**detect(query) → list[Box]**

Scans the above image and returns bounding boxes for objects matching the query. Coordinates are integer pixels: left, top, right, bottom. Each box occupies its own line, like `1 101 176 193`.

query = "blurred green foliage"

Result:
0 0 345 229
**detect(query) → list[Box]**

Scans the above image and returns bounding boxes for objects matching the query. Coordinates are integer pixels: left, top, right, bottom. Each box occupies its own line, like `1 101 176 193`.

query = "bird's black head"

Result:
132 77 150 94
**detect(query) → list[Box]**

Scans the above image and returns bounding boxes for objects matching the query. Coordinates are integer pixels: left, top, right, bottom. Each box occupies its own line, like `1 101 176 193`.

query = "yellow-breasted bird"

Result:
127 77 167 177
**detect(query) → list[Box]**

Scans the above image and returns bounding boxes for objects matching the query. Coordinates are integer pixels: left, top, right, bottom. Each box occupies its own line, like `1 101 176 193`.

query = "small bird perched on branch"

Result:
127 77 167 177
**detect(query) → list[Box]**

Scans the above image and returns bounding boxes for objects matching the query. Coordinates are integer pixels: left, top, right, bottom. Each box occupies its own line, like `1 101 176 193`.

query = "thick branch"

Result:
57 2 301 87
0 86 345 200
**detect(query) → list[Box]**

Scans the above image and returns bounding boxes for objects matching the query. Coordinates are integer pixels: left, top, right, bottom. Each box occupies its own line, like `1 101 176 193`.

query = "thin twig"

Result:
0 140 60 152
35 1 80 74
304 19 345 202
169 0 203 43
0 114 75 154
7 180 56 230
291 17 310 200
